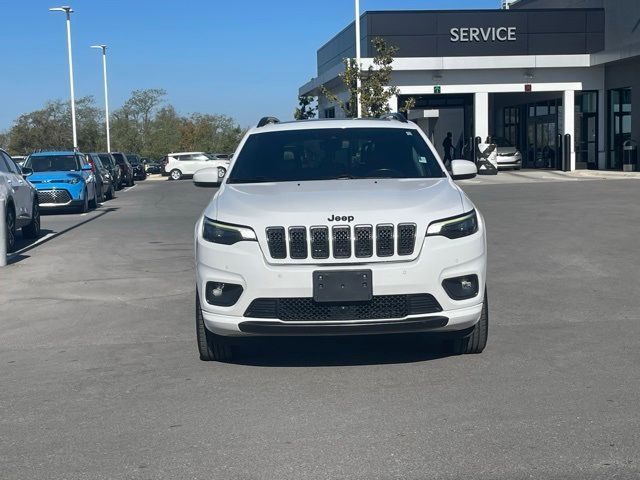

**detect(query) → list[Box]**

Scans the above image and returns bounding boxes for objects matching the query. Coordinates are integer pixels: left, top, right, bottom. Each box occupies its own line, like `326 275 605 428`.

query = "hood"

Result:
496 146 518 155
206 178 466 264
28 171 84 184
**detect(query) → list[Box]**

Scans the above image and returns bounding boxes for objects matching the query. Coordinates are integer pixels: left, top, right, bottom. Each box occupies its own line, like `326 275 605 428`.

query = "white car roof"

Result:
247 118 420 135
167 151 207 156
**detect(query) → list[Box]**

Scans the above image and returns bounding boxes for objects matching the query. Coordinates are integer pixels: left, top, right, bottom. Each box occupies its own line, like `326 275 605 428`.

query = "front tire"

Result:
170 169 182 181
89 187 98 209
196 291 233 362
78 189 89 213
450 289 489 355
106 184 114 200
5 205 16 253
22 200 41 239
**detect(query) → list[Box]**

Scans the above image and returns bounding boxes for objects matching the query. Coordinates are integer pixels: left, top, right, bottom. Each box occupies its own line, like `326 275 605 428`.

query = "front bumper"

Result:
497 155 522 168
195 219 487 337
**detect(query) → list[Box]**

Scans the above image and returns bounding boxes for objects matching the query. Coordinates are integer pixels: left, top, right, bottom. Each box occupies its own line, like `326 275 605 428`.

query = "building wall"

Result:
513 0 640 51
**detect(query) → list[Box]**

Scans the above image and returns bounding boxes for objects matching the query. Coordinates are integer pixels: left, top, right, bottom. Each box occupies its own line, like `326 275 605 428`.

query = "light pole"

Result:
49 6 77 149
91 45 111 152
355 0 362 118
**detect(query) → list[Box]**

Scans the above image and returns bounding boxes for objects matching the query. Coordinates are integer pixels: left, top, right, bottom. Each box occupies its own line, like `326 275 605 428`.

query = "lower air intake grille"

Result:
244 294 442 322
37 189 72 204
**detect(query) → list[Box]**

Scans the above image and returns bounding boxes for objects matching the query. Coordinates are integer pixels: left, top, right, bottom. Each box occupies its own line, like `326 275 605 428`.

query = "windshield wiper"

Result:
227 176 272 184
332 174 358 180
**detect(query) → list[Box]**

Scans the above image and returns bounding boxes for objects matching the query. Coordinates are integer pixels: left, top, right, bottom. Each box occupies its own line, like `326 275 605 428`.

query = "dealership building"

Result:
299 0 640 171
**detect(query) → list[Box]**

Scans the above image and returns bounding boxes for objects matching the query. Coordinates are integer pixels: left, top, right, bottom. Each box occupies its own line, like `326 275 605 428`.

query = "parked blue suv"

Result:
23 151 98 213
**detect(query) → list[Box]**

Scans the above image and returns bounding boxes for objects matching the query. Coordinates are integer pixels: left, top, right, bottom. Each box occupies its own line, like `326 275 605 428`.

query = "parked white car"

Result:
164 152 230 182
0 149 40 252
192 115 488 362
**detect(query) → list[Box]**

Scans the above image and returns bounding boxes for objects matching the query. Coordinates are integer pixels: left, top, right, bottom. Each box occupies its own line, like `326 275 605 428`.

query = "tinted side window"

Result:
0 153 11 173
3 153 21 174
178 155 193 161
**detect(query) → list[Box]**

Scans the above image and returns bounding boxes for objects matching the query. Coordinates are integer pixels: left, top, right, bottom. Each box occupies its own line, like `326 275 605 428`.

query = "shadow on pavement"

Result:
231 334 453 367
8 207 119 264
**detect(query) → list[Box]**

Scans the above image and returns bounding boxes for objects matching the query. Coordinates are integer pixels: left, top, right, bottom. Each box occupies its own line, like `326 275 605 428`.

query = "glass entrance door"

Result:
525 100 561 169
609 88 632 170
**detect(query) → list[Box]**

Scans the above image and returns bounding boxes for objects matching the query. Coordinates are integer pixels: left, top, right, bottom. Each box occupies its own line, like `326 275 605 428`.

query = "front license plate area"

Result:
313 270 373 303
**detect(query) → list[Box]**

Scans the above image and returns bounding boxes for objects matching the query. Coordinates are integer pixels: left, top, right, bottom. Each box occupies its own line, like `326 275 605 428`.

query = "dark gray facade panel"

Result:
527 33 589 55
317 8 605 74
525 11 587 33
585 9 605 32
367 12 437 35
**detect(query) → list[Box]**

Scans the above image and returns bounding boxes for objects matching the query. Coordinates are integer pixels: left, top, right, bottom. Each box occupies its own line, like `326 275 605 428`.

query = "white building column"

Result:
563 90 576 171
474 92 489 141
387 94 398 113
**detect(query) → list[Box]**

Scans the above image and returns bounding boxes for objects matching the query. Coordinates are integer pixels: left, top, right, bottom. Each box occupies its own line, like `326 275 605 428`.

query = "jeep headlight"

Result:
203 218 256 245
427 211 478 239
69 177 81 184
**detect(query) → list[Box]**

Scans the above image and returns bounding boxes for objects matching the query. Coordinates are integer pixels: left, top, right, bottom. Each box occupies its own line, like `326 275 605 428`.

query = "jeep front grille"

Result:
264 223 417 260
244 293 442 321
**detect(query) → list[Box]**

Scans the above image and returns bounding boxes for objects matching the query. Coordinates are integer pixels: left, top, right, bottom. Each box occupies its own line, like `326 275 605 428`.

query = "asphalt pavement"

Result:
1 175 639 479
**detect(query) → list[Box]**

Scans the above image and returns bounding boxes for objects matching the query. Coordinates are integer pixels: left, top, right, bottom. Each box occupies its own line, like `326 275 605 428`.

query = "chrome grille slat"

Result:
397 224 417 256
332 226 351 259
310 227 329 259
354 225 373 258
288 227 308 259
376 225 394 257
266 227 286 259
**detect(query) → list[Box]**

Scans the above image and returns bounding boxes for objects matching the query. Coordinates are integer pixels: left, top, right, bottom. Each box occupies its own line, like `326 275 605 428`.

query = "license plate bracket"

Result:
313 270 373 303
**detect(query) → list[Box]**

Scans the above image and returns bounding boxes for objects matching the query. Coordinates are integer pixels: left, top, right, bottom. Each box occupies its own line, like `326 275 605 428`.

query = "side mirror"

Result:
450 159 477 180
82 164 93 171
21 167 33 177
193 167 221 187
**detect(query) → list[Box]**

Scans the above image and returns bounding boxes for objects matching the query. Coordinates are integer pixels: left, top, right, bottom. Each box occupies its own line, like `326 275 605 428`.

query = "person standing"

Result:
442 132 454 167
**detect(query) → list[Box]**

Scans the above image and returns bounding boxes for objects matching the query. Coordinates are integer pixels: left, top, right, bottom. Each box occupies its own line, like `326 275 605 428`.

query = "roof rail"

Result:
379 112 408 123
257 116 280 128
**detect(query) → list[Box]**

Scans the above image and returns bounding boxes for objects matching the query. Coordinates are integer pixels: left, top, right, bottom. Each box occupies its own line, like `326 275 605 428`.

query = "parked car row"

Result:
1 149 148 253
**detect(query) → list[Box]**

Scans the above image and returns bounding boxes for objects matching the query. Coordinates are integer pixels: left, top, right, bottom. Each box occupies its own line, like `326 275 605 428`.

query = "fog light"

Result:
442 275 479 300
205 281 243 306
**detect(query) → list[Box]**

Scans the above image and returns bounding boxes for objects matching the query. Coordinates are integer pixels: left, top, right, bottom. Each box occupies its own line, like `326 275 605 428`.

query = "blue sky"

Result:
0 0 496 130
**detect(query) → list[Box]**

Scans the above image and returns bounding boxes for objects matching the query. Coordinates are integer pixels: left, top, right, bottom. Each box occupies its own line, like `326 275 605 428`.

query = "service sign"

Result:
450 27 517 43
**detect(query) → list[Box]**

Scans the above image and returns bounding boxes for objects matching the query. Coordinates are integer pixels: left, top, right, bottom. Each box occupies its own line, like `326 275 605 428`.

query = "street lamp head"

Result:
90 45 107 51
49 6 73 13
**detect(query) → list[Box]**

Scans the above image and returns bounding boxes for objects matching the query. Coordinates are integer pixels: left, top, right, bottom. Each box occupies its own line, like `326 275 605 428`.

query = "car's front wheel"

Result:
89 186 98 209
170 169 182 181
196 291 233 362
5 205 16 253
78 189 89 213
22 199 40 239
450 288 489 355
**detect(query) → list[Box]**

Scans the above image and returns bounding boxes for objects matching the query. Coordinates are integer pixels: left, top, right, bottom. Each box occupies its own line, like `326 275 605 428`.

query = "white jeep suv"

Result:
165 152 230 182
194 115 487 361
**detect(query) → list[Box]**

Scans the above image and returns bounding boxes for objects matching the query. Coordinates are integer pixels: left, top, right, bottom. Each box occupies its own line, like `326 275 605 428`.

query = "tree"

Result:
321 37 415 118
294 95 317 120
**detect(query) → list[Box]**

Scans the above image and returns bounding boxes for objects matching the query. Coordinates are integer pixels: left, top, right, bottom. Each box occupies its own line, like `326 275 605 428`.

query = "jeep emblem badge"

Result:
327 214 354 222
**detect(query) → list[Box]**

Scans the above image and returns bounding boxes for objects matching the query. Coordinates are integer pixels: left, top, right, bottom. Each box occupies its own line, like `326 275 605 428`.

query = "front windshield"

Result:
493 137 514 147
26 154 80 172
98 154 113 166
227 127 445 184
